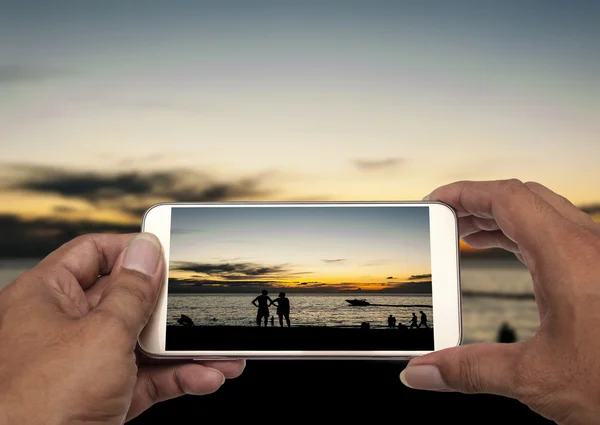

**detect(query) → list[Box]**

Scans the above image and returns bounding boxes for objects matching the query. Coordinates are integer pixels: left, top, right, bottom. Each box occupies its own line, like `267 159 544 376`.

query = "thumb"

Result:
400 342 525 397
95 232 165 338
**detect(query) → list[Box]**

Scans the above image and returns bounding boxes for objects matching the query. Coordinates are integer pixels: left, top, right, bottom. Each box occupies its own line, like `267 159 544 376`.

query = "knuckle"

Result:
114 273 153 306
69 233 100 248
173 367 187 395
500 178 525 193
143 370 161 403
523 181 543 191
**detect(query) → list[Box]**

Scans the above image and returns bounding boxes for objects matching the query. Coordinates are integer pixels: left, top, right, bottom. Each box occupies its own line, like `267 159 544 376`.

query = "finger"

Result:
36 233 136 289
458 216 500 237
462 230 520 253
126 363 226 422
93 233 165 339
425 179 571 268
400 342 525 397
195 359 246 379
524 181 600 235
84 275 110 309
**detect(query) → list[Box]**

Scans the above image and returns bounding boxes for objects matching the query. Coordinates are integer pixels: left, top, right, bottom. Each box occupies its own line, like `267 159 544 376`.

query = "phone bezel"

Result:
138 201 462 360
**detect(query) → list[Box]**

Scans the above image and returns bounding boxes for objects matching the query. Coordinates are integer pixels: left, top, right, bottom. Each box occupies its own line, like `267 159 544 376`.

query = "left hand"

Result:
0 233 245 425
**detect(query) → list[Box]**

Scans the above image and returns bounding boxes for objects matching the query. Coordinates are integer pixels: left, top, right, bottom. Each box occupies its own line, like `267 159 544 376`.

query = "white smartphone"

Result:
138 201 462 360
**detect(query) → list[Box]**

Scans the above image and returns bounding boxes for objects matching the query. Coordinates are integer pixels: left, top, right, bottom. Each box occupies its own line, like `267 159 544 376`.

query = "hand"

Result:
400 179 600 425
0 233 245 425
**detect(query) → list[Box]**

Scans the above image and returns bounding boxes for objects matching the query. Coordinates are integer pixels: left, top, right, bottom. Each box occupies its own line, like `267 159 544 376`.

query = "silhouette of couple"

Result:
252 290 291 327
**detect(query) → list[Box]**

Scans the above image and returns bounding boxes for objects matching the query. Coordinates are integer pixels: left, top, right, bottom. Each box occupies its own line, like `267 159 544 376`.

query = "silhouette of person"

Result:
252 289 273 327
177 314 194 327
409 312 418 329
418 311 429 328
387 314 394 328
271 292 291 327
392 315 397 328
497 322 516 343
270 315 275 326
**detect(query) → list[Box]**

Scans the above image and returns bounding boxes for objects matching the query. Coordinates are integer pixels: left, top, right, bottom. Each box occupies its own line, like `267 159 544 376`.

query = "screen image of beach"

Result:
166 206 434 351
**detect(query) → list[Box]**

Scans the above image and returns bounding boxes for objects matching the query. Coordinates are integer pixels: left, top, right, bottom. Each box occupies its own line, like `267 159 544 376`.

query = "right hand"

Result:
400 179 600 425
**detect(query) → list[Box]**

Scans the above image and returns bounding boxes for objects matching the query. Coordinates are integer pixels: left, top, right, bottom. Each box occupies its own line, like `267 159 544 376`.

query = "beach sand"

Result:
166 325 434 351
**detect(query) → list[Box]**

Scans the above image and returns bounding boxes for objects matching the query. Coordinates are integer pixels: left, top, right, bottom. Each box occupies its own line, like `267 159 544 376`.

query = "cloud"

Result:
321 258 345 263
353 158 404 171
4 163 273 217
52 205 78 214
170 261 306 281
379 281 432 293
581 204 600 215
408 273 432 280
0 214 138 258
386 276 396 279
0 65 72 84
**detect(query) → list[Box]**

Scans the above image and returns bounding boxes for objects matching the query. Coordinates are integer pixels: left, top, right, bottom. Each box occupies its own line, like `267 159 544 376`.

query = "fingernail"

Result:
122 233 162 277
205 367 226 386
400 365 448 391
422 194 431 201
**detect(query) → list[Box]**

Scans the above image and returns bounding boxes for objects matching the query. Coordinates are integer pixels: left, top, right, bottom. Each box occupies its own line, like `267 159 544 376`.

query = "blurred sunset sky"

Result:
1 1 598 257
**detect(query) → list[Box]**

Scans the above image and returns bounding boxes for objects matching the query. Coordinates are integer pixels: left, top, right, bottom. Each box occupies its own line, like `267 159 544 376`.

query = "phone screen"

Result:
165 205 434 351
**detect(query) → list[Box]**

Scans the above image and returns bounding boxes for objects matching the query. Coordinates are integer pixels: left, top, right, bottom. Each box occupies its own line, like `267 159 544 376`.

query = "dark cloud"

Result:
53 205 78 213
170 261 298 280
353 158 404 171
581 204 600 215
0 65 72 84
379 281 432 293
0 214 138 258
5 163 273 217
408 274 432 280
386 276 396 279
321 258 345 263
168 275 432 294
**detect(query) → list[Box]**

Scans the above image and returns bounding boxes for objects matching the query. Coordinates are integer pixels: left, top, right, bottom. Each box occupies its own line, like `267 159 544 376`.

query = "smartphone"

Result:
138 201 462 360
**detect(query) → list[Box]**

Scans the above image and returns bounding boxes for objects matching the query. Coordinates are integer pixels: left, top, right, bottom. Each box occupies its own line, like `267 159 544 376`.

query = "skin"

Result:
0 232 245 425
400 179 600 425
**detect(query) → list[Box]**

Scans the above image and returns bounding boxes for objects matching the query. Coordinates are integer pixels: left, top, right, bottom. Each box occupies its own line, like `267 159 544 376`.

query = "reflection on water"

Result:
0 258 538 344
168 293 433 329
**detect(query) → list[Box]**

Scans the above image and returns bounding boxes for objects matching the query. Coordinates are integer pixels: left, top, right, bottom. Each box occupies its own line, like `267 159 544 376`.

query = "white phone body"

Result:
138 201 462 360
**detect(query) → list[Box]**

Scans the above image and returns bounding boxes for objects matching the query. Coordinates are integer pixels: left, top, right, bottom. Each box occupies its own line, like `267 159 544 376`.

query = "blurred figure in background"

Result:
497 321 516 343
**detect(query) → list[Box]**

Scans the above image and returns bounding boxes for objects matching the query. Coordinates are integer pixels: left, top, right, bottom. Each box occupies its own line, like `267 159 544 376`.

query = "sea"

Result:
0 258 538 344
168 293 434 329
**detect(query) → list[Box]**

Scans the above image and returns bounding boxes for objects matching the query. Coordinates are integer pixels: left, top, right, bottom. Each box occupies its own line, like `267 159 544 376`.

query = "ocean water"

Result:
0 259 538 344
167 293 433 329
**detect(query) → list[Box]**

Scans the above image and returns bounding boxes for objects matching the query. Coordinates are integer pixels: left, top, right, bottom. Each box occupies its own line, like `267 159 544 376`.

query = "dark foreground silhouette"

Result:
131 359 552 425
166 325 434 351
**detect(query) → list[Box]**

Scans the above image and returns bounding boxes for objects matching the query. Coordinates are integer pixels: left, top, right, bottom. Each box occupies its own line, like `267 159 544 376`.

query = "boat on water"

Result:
346 299 371 306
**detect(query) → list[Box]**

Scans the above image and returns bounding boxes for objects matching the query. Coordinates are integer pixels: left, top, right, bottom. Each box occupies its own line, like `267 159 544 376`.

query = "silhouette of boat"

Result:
346 299 371 306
